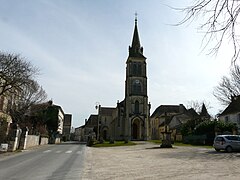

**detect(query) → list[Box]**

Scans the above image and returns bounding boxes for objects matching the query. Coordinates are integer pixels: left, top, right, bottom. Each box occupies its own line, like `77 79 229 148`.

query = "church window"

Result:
132 63 142 76
133 64 137 75
118 117 120 127
133 80 141 94
135 100 139 114
137 64 142 75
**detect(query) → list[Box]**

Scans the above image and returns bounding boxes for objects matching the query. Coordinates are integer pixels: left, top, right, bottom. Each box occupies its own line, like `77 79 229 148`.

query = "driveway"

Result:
82 142 240 180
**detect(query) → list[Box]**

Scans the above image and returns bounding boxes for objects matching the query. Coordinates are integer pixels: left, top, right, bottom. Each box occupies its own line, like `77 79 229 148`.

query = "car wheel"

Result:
226 146 233 153
215 148 220 152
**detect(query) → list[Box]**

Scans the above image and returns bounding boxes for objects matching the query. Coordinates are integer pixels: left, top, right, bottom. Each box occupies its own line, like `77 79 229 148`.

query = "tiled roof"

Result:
220 96 240 116
200 103 211 118
187 108 199 118
151 105 186 118
85 114 98 126
100 107 116 116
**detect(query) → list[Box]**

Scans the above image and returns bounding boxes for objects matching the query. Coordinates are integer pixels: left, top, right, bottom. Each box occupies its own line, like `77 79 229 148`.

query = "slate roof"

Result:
199 103 211 118
151 105 187 118
27 101 64 115
186 108 200 118
158 116 172 126
220 96 240 116
100 107 116 116
85 114 98 127
128 19 146 59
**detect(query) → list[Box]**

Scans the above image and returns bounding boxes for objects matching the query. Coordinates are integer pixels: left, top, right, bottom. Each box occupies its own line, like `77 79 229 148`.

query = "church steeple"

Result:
129 15 145 58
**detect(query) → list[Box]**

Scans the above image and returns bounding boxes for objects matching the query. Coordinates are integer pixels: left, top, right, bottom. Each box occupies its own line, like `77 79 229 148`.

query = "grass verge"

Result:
148 140 213 149
92 141 137 147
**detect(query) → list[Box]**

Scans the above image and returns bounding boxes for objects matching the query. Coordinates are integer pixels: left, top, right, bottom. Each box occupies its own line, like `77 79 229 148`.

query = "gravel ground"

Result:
82 142 240 180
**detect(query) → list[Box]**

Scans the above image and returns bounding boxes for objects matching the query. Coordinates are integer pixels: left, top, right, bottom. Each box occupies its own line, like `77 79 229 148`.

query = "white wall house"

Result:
219 96 240 132
56 105 64 135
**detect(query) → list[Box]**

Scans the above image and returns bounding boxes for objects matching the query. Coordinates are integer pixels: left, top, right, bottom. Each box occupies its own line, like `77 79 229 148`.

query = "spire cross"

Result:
135 12 138 24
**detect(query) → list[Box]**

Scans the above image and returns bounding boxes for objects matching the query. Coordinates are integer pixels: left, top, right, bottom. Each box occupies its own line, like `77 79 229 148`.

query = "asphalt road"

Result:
0 142 86 180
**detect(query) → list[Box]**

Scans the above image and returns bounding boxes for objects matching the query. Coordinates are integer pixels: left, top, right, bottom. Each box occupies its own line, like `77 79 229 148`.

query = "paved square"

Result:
82 142 240 180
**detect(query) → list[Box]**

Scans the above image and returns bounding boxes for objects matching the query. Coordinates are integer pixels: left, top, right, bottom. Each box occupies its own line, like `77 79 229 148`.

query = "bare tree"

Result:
186 100 211 114
9 80 47 124
180 0 240 63
214 65 240 105
0 52 39 96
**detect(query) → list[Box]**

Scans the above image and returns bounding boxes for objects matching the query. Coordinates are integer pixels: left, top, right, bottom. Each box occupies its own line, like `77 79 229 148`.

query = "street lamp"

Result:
95 102 100 141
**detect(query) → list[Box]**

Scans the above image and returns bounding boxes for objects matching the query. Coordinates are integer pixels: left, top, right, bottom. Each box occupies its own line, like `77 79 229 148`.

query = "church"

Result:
89 17 151 141
81 18 211 142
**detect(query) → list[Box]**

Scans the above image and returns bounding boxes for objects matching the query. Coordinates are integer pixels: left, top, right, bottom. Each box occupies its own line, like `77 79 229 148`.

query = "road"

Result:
0 142 86 180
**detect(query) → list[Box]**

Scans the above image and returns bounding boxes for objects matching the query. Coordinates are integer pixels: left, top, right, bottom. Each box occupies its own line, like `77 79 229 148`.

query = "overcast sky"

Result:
0 0 233 127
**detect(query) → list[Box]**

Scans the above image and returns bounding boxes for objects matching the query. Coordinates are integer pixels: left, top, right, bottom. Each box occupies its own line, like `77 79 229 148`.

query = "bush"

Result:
183 120 238 145
183 135 207 145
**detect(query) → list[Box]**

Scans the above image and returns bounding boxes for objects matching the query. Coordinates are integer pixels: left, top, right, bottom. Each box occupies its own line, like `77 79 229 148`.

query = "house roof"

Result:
186 108 200 118
85 114 98 127
100 107 116 116
28 101 50 114
220 96 240 116
158 116 172 126
199 103 211 118
151 104 187 118
28 101 64 115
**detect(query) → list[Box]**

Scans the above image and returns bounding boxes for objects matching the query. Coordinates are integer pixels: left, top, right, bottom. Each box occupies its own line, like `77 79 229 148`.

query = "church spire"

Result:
129 13 145 58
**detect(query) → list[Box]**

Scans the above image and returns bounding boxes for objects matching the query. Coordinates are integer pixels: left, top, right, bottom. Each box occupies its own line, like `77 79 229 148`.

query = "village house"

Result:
150 104 205 141
0 95 12 137
74 125 85 141
84 114 98 141
63 114 72 141
219 95 240 132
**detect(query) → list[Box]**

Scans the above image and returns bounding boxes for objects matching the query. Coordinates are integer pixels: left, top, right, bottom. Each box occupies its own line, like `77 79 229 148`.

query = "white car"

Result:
213 135 240 152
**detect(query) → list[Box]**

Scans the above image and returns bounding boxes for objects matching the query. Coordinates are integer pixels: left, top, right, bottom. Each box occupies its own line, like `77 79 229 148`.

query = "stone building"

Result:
150 104 200 141
63 114 72 141
219 95 240 132
118 17 151 140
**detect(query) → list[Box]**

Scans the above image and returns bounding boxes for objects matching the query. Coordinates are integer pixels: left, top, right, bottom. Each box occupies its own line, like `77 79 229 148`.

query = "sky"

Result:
0 0 234 127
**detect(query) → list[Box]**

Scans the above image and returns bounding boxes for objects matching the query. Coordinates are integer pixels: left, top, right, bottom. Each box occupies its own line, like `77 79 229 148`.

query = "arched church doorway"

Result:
103 130 107 140
132 119 141 140
101 126 109 140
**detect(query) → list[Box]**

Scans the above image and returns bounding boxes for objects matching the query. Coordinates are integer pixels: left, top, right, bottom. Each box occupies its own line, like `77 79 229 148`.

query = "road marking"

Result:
65 150 72 154
43 150 51 153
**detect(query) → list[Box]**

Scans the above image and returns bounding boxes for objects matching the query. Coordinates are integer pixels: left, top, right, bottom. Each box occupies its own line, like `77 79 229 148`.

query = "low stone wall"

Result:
25 135 40 149
40 137 49 145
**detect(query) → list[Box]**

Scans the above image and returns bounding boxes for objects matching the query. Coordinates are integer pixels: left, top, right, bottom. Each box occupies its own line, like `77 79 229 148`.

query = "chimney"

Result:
179 104 185 113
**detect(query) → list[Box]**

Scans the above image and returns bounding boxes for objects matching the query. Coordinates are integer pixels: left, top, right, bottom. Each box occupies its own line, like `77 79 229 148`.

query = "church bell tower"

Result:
124 16 150 140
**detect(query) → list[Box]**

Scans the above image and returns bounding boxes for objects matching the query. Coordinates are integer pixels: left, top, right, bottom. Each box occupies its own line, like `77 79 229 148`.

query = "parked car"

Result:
213 135 240 152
